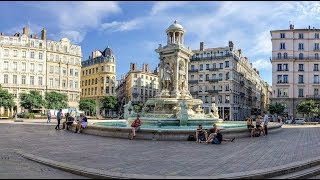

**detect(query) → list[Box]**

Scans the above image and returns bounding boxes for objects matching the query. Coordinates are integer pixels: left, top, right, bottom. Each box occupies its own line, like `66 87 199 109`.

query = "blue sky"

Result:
1 1 320 85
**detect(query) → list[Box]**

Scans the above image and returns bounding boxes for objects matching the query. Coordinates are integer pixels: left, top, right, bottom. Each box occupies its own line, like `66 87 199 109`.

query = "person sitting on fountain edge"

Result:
130 114 142 140
206 128 235 144
195 124 208 143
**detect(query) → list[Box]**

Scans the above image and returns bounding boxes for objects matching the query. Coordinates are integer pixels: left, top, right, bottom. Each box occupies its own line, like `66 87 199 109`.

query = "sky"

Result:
1 1 320 85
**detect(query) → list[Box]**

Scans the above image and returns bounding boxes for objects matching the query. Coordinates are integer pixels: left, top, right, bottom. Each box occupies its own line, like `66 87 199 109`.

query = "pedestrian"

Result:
263 111 269 136
55 109 63 130
129 114 142 140
47 110 51 123
75 113 88 133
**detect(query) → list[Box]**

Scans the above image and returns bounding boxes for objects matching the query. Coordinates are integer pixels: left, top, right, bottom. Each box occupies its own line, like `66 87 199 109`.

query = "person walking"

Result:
263 111 269 136
55 109 63 130
47 110 51 123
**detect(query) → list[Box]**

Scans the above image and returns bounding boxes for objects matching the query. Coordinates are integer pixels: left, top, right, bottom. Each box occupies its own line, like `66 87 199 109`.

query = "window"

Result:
39 52 43 59
316 33 320 39
314 64 319 71
219 73 223 81
280 33 285 38
280 43 285 49
199 74 203 82
298 75 304 84
283 64 288 71
49 78 53 87
225 95 230 103
69 80 73 88
13 62 17 70
200 64 203 71
39 43 42 48
30 52 35 59
62 80 66 88
212 74 216 80
38 77 42 85
106 86 109 94
298 43 304 50
4 74 8 84
206 74 210 81
298 89 304 97
277 53 281 59
299 33 304 39
75 69 78 77
316 53 319 60
277 64 282 71
101 77 104 84
70 69 74 76
298 64 304 71
283 75 288 83
30 76 34 85
55 79 59 87
22 51 26 58
213 63 216 69
314 75 319 84
206 64 210 70
55 67 59 74
38 64 43 72
21 75 26 84
299 53 304 60
30 63 35 72
191 74 194 79
62 68 66 76
30 41 34 47
191 65 194 70
284 53 288 59
13 50 18 57
277 75 282 83
106 77 110 83
4 61 8 70
315 88 319 96
225 61 229 68
219 63 223 69
49 66 54 73
101 66 104 71
13 75 17 84
22 62 26 71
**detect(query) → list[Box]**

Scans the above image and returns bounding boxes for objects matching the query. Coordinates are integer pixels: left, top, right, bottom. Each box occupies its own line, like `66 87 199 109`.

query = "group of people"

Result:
195 124 235 144
246 111 269 137
47 109 88 133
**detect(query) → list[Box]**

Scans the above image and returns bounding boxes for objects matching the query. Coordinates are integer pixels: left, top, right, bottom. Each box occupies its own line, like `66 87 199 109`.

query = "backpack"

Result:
188 135 196 141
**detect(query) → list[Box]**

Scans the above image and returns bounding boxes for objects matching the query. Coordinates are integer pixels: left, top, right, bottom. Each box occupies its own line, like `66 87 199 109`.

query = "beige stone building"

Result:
189 41 271 121
0 27 82 114
116 63 159 107
271 24 320 119
80 47 116 116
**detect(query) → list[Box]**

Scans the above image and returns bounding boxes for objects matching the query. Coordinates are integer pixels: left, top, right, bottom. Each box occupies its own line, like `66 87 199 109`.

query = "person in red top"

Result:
130 114 142 140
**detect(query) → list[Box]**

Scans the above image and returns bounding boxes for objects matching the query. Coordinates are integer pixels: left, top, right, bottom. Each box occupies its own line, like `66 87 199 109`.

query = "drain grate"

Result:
1 156 10 160
40 168 52 172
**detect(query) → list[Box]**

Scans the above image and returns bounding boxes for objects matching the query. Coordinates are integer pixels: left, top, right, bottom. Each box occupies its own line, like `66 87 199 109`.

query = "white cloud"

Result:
5 22 43 37
60 30 86 44
252 59 272 71
150 1 189 15
101 19 141 32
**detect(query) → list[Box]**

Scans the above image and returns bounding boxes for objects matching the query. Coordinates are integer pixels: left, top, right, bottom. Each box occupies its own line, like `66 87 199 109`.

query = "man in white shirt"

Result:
263 111 269 136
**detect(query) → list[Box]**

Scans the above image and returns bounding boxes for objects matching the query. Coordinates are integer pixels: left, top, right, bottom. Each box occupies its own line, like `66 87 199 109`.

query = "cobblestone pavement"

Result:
0 121 320 178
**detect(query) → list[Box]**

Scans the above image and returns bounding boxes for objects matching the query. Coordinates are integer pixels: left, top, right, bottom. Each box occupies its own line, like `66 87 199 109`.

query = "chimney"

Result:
0 32 4 35
200 42 205 51
23 27 29 36
130 63 137 71
309 25 311 30
257 70 259 75
41 28 47 40
289 24 294 30
238 49 242 56
228 41 234 49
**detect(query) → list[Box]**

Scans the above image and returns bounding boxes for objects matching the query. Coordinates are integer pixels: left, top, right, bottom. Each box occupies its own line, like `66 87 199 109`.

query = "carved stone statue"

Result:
210 102 219 118
162 63 172 91
179 99 188 126
178 64 186 92
124 101 135 119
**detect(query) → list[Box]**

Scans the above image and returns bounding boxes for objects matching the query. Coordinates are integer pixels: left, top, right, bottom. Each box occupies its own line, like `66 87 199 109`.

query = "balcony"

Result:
190 91 198 95
240 92 245 97
188 80 199 84
207 89 222 94
314 81 320 84
277 81 289 84
306 95 320 99
132 92 139 97
209 68 219 71
271 56 317 61
190 54 232 61
208 79 219 83
240 81 245 86
188 69 199 72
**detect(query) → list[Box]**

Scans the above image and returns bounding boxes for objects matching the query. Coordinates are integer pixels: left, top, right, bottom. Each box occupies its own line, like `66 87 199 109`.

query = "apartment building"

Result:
0 27 82 114
80 47 116 115
116 63 159 106
189 41 271 121
271 24 320 118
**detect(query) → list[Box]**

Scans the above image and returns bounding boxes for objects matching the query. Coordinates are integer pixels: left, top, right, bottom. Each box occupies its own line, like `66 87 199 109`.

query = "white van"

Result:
294 118 306 124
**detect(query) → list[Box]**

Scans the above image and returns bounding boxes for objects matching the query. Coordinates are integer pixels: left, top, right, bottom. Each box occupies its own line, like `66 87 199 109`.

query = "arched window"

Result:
277 53 281 59
284 53 288 59
95 78 97 84
315 53 319 60
106 77 110 83
101 77 104 84
299 53 304 60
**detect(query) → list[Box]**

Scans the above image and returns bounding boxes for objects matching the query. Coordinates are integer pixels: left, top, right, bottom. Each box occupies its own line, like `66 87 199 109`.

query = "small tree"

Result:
0 85 15 110
101 96 118 117
79 99 96 116
268 102 286 120
297 100 317 122
44 91 68 110
133 102 144 113
20 90 43 112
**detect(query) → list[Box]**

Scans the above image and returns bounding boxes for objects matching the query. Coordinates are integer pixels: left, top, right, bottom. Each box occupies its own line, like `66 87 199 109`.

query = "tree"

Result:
297 100 318 122
44 91 68 110
133 102 144 113
0 85 15 109
19 90 44 111
268 102 286 121
79 99 96 116
100 96 118 116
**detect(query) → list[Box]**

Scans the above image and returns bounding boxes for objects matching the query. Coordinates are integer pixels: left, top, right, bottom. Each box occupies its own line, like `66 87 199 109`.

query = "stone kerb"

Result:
69 123 282 141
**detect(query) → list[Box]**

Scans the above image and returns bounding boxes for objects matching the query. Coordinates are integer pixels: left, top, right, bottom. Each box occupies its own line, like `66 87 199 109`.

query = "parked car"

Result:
16 112 26 118
294 118 306 124
285 119 293 124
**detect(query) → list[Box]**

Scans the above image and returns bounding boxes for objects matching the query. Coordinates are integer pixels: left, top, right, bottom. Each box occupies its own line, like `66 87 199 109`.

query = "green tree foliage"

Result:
19 90 44 111
268 102 286 115
0 85 15 109
133 102 144 113
297 100 318 122
79 99 96 115
44 91 68 110
101 96 118 112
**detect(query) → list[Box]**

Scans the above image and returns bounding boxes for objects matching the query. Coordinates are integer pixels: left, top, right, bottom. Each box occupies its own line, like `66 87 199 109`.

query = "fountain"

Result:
90 21 282 140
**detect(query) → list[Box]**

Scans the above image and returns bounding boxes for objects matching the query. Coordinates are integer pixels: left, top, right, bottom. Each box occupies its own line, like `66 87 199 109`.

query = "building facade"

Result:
271 24 320 119
189 41 271 121
116 63 159 107
80 47 116 116
0 27 82 114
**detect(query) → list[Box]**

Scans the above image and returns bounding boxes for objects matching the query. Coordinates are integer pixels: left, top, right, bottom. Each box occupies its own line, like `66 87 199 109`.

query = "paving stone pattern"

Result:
0 122 320 178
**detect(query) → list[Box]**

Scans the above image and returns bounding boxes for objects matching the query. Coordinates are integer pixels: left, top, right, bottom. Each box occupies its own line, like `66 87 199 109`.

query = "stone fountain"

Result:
125 20 223 127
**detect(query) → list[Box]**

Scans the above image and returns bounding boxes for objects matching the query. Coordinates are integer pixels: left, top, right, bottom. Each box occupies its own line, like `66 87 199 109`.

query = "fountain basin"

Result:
68 121 283 141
